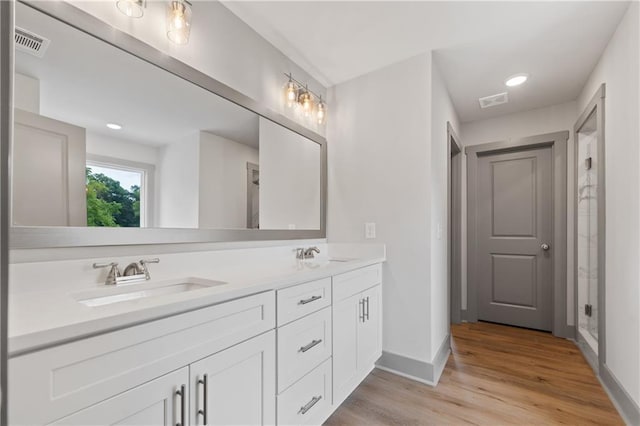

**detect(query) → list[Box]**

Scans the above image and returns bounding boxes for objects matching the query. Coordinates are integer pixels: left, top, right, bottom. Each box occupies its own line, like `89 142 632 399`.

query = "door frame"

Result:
573 84 606 370
448 122 463 324
466 131 570 337
0 0 12 423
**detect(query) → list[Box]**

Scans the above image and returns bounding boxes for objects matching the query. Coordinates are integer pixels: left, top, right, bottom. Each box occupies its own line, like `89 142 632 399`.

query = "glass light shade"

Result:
299 91 313 116
116 0 145 18
285 80 297 108
167 0 192 45
316 100 326 124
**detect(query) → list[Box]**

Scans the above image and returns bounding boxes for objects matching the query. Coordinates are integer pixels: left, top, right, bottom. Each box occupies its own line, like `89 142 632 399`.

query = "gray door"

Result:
476 147 553 331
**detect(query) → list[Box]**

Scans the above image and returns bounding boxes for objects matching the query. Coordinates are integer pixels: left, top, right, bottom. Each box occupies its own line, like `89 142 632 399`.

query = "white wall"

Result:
328 54 433 363
259 118 320 230
577 1 639 406
69 0 327 136
156 133 199 228
14 73 39 114
460 101 578 326
430 60 460 355
86 132 159 165
199 131 258 229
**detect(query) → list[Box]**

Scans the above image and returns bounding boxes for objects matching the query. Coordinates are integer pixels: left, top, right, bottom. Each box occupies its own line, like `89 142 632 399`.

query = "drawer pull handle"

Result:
299 295 322 305
176 384 186 426
198 374 208 425
299 395 322 415
299 339 323 353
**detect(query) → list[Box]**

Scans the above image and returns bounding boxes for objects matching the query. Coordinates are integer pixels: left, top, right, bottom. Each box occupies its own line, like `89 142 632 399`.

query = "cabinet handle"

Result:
359 299 365 322
298 295 322 305
298 395 322 415
198 374 208 425
176 384 186 426
299 339 323 353
365 296 370 321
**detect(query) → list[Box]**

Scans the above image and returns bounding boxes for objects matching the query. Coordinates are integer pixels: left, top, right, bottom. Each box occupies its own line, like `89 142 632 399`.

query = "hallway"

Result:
325 322 622 425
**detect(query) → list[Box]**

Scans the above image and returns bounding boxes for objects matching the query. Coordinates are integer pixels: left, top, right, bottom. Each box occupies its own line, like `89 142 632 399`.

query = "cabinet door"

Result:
190 331 275 426
358 285 382 369
332 294 360 405
51 367 188 426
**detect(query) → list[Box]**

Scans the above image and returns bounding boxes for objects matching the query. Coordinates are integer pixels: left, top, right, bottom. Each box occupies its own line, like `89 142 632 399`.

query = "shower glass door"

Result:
577 110 598 352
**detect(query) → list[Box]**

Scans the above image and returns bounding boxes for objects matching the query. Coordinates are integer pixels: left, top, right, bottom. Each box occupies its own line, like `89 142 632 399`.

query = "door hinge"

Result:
584 304 593 317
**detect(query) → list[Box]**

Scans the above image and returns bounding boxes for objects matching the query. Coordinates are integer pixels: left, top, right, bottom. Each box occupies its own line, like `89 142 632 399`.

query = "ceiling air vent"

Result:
15 27 50 58
479 92 509 109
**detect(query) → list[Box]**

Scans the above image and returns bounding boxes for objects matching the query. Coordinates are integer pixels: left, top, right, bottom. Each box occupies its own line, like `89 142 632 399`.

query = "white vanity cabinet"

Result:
8 261 384 425
8 291 275 425
332 264 383 406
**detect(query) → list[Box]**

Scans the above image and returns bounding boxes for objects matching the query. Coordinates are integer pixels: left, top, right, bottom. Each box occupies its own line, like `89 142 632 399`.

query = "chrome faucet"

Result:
93 258 160 285
296 246 320 260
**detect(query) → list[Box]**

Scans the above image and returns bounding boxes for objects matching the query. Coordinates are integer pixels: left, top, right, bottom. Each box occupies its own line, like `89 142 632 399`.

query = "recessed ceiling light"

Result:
106 123 122 130
505 74 529 87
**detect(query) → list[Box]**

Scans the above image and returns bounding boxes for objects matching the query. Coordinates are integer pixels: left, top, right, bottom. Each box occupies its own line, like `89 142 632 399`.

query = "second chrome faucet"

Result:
296 246 320 260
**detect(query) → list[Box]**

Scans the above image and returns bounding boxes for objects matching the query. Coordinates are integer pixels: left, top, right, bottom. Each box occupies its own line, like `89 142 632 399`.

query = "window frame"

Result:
86 154 155 228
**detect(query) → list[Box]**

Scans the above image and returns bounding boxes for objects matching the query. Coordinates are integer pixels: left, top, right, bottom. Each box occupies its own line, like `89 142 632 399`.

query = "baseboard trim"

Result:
600 364 640 426
574 330 598 374
376 335 451 387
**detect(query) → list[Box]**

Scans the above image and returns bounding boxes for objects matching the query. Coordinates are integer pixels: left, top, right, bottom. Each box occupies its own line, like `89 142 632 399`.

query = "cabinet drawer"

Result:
277 358 332 426
277 277 331 326
332 264 382 302
9 291 275 425
277 307 332 393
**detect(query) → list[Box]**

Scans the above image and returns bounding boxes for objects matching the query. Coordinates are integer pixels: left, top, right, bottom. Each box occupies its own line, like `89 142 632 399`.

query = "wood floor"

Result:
325 322 622 425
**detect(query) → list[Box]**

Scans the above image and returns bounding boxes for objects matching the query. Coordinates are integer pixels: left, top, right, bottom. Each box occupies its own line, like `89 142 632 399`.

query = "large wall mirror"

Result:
11 1 326 248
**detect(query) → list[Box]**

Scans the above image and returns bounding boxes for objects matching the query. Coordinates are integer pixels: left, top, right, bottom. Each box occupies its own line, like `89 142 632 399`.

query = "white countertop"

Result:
9 254 384 356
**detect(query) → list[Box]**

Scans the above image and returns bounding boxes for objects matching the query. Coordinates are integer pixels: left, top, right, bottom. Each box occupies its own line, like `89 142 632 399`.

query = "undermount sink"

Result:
76 278 227 307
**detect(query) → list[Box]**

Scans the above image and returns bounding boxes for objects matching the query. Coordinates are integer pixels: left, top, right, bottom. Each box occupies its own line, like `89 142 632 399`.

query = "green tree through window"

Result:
86 167 141 227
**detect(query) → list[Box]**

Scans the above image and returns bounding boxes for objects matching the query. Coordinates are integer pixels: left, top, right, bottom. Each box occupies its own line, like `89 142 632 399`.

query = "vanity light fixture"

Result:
116 0 146 18
106 123 122 130
167 0 192 45
283 73 328 124
505 73 529 87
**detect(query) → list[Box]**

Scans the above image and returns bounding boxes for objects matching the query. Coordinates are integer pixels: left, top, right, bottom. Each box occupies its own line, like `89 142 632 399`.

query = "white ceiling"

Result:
223 1 630 122
15 2 259 148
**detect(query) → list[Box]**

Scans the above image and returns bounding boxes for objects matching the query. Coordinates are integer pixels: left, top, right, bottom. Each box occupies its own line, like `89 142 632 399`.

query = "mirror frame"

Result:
10 0 327 249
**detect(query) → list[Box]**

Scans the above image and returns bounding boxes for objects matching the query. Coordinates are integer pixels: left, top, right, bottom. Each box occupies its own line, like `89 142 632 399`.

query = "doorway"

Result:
573 84 606 370
448 123 462 324
466 132 570 336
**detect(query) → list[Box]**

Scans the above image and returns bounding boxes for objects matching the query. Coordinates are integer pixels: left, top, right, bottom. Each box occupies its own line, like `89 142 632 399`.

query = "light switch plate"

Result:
365 222 376 239
288 224 296 230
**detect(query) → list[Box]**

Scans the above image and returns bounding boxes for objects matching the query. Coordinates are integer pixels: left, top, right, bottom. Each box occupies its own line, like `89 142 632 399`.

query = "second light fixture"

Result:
284 73 327 124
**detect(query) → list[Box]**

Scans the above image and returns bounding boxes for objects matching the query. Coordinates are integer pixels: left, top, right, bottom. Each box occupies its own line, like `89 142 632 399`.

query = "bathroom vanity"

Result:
8 253 384 425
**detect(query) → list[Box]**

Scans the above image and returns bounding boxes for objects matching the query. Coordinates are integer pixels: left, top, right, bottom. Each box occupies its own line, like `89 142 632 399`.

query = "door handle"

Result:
198 374 208 425
541 243 550 251
359 299 365 322
365 296 370 321
176 384 186 426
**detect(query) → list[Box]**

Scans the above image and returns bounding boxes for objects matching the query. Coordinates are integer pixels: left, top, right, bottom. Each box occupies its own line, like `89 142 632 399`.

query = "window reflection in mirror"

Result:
12 2 321 231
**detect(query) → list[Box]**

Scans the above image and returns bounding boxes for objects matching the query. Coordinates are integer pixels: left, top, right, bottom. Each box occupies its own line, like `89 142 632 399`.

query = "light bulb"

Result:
285 80 297 108
116 0 145 18
317 100 326 124
167 0 192 45
299 90 313 117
